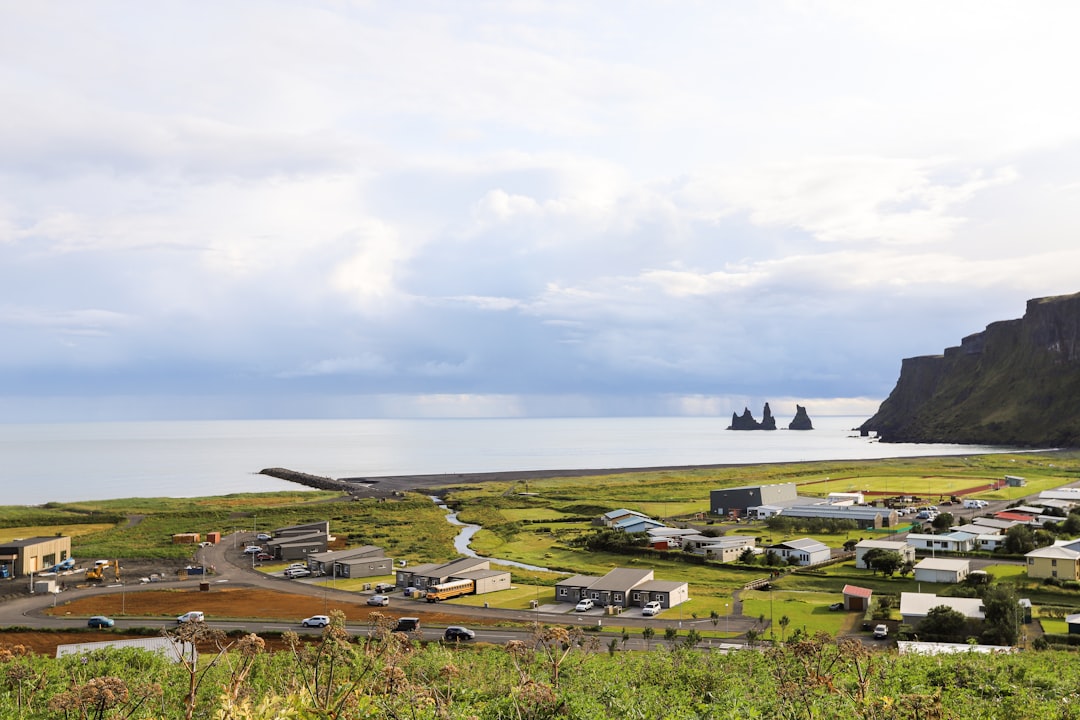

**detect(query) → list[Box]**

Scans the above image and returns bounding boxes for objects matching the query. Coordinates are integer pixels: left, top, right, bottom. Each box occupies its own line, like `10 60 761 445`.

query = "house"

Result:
710 483 800 518
1066 613 1080 634
897 641 1016 655
0 536 72 578
394 557 512 595
1004 475 1026 487
972 518 1020 532
599 509 652 527
646 527 698 549
265 521 332 561
778 504 898 529
56 637 196 664
767 538 831 566
554 567 689 610
306 546 387 576
905 532 976 553
826 492 864 505
913 558 970 584
854 539 915 569
995 510 1040 524
1025 542 1080 581
842 584 873 612
975 534 1008 552
612 515 667 534
899 592 985 624
698 535 758 562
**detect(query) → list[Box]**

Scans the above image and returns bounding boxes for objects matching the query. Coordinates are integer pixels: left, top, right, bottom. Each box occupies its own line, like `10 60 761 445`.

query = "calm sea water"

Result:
0 416 1006 505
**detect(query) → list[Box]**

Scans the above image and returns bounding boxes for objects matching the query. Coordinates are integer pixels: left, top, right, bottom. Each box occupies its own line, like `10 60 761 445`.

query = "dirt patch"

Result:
47 587 484 627
16 587 492 657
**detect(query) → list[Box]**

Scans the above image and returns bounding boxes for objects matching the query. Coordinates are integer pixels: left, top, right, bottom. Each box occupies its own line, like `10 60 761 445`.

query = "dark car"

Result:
828 602 844 611
256 552 273 561
444 626 475 641
393 617 420 633
87 615 115 628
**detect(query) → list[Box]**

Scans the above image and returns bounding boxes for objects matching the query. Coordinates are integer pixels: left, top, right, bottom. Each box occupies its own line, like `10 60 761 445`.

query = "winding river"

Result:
432 497 556 573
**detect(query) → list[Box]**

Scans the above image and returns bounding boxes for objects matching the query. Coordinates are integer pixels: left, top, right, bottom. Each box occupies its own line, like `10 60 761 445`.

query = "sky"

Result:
3 1 1080 423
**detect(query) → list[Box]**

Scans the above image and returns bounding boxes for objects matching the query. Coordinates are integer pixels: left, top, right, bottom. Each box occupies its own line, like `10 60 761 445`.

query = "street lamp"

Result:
725 603 729 636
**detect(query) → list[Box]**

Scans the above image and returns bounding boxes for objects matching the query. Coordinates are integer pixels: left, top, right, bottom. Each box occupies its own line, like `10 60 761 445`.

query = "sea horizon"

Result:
0 415 1015 506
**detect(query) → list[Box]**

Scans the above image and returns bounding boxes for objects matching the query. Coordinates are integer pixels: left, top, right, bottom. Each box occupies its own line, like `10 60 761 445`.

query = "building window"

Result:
1052 559 1058 567
632 592 640 601
558 587 567 597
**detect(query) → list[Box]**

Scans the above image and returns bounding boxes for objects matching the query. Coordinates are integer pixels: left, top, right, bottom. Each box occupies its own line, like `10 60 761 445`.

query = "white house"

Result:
767 538 831 566
913 558 970 584
698 535 758 562
899 592 984 624
906 532 976 553
854 539 915 568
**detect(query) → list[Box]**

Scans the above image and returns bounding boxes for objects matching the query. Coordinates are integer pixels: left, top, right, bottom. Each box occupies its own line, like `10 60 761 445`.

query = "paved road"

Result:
0 530 756 641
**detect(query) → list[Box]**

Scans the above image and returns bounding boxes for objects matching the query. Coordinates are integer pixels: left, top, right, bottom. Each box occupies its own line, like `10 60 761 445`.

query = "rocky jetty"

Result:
729 402 777 430
259 467 356 493
860 291 1080 447
788 405 814 430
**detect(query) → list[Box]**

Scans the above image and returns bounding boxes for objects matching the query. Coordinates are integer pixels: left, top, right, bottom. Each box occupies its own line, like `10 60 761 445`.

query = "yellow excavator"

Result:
85 560 120 583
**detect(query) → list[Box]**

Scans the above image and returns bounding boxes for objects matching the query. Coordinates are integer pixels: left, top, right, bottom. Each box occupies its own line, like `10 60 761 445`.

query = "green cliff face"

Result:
860 291 1080 447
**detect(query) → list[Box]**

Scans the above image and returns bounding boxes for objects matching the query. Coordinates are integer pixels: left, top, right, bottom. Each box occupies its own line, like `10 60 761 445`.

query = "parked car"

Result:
444 626 475 641
374 582 395 593
198 541 213 548
873 624 889 639
301 615 330 628
256 533 272 541
256 552 273 561
243 545 262 554
367 594 390 606
641 601 663 616
177 611 205 624
828 602 844 611
393 617 420 632
575 599 595 612
87 615 114 628
284 567 312 579
404 586 419 597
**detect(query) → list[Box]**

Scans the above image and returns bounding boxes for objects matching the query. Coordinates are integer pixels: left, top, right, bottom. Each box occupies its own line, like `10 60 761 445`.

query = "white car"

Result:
284 567 312 578
575 599 594 612
642 601 663 616
256 533 272 541
243 545 262 554
177 611 204 623
367 594 390 606
873 624 889 639
301 615 330 627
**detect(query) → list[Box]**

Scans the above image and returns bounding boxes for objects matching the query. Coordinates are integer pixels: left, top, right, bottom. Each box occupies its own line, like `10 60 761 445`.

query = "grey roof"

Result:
422 558 490 578
557 574 601 587
586 568 653 591
400 563 441 575
453 569 512 580
635 579 687 593
308 546 384 563
772 538 829 553
781 505 893 520
0 536 65 549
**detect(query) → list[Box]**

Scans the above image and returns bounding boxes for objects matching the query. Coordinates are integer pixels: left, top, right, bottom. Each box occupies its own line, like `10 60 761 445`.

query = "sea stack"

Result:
788 405 814 430
728 403 778 430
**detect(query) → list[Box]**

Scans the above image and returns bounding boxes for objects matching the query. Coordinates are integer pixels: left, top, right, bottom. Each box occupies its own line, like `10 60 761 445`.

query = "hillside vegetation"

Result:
4 615 1080 719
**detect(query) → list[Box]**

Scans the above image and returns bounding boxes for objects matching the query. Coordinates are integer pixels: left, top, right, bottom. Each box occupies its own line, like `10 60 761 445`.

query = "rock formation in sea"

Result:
788 405 814 430
859 291 1080 447
729 402 777 430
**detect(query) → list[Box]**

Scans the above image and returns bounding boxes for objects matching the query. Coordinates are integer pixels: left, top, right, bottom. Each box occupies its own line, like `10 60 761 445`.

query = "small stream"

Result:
431 497 554 572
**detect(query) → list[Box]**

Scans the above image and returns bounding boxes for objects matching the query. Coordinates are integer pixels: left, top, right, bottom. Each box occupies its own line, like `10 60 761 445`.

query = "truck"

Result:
426 578 475 602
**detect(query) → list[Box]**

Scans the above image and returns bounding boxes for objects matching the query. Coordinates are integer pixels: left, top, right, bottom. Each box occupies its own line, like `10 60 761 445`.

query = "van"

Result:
963 499 988 509
393 617 420 633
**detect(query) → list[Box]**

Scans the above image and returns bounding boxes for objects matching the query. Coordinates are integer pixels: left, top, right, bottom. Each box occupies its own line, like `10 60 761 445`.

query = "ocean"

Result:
0 416 1008 506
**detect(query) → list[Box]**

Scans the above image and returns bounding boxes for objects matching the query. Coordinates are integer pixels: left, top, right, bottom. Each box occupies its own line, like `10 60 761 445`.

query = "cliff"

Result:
729 403 779 430
789 405 814 430
860 291 1080 447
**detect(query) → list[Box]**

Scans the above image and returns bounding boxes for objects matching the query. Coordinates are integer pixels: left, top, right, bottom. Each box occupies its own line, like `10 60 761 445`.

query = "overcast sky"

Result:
2 1 1079 422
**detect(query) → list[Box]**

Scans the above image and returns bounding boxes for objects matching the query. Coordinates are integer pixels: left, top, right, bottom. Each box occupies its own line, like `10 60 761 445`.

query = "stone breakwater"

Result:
259 467 359 493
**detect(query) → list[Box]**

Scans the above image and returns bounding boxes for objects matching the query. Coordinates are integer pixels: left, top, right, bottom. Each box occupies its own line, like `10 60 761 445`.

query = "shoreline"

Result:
265 449 1054 498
